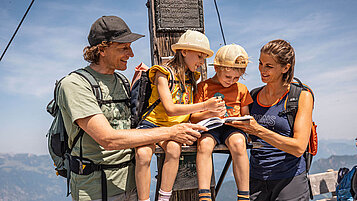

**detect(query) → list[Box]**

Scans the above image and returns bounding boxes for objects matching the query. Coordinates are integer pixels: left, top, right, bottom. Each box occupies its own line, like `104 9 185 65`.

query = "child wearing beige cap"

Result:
191 44 253 201
135 30 226 201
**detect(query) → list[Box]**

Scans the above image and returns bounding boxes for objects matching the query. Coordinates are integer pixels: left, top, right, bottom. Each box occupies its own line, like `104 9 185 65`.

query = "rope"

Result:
0 0 35 62
213 0 227 45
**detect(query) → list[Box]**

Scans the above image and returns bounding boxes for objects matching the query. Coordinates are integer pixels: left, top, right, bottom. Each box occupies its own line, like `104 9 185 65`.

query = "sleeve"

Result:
240 84 253 107
57 74 102 123
194 82 205 103
148 65 171 83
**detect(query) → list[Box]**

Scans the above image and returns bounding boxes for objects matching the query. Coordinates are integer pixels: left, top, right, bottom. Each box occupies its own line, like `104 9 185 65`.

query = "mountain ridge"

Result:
0 139 355 200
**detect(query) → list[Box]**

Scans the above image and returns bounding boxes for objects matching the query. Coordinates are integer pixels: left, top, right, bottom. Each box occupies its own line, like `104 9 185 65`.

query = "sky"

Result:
0 0 356 155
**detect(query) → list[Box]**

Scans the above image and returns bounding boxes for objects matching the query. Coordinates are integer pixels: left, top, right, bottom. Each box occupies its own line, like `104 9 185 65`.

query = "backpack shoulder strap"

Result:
66 69 102 154
285 77 315 129
162 65 175 92
250 86 264 100
114 71 131 98
72 68 103 103
249 86 264 112
139 66 175 124
285 83 302 129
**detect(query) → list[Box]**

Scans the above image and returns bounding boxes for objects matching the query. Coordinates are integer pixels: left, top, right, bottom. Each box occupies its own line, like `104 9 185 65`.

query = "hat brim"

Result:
171 44 214 58
112 32 144 43
212 62 248 68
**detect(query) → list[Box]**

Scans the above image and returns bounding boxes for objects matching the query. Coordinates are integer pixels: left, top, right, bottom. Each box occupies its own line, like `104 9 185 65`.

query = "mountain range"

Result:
0 139 355 201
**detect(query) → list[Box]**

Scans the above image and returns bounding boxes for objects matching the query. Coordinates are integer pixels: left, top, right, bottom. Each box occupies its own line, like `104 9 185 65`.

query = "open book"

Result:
196 115 253 131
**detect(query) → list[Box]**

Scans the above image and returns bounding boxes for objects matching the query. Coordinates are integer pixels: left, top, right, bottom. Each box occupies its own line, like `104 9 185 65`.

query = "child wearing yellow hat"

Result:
135 30 226 201
191 44 253 201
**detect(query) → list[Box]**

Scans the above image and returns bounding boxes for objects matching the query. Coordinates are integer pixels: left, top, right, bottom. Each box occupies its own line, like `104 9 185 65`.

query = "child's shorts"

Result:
136 120 158 129
204 125 250 147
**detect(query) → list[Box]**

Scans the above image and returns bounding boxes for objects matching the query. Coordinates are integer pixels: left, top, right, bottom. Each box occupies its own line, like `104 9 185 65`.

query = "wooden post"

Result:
146 0 211 200
146 0 207 78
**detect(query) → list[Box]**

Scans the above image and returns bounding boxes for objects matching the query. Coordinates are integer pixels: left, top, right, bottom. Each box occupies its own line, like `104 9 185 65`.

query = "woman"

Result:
228 39 314 201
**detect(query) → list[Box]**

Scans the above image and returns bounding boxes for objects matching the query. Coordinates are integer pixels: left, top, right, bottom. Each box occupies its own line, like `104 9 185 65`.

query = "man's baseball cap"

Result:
88 16 144 46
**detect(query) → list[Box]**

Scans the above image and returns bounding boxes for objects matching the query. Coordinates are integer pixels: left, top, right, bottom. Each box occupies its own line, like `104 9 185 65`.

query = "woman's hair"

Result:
216 66 247 80
83 41 112 64
166 50 198 94
261 39 295 84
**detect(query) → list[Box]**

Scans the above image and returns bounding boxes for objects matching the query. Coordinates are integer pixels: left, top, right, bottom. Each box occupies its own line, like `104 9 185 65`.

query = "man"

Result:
57 15 204 201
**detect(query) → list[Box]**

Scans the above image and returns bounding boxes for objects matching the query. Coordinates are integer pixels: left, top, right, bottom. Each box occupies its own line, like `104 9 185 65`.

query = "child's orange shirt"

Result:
194 78 253 117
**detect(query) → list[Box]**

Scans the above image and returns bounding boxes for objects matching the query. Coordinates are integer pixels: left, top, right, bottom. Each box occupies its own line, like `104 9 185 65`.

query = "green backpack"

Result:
46 68 130 197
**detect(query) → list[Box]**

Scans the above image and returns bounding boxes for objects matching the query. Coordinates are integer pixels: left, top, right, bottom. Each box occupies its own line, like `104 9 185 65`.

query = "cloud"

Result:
1 0 357 155
0 22 87 97
315 88 357 140
314 65 357 85
0 1 151 99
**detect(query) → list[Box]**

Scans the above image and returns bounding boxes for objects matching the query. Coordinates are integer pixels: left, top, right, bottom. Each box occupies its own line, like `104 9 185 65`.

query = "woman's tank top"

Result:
250 88 306 180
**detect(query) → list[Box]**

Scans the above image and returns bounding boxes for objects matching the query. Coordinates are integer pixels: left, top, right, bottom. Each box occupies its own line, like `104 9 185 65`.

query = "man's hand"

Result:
168 123 206 145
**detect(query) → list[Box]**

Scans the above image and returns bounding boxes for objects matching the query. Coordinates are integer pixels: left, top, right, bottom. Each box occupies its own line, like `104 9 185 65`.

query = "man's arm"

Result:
76 113 206 150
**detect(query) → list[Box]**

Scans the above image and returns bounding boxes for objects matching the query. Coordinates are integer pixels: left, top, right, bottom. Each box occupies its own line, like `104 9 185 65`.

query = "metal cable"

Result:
0 0 35 62
213 0 227 45
213 0 231 196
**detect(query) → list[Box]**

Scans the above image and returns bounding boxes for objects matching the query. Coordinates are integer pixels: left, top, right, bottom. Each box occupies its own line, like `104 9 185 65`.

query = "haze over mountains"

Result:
0 139 356 201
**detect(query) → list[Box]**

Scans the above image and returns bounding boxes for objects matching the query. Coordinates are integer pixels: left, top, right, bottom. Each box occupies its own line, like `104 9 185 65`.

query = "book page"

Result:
224 115 253 123
196 117 224 131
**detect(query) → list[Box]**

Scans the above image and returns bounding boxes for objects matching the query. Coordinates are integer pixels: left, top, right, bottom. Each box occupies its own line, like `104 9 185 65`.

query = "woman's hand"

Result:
226 117 264 136
204 97 226 113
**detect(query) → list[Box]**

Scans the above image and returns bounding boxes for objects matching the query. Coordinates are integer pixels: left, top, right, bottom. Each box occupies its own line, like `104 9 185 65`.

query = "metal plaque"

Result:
155 0 204 32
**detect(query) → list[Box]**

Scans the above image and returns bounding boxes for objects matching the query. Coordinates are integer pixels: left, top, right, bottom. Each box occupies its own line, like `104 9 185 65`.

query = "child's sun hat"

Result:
171 30 214 58
213 44 249 68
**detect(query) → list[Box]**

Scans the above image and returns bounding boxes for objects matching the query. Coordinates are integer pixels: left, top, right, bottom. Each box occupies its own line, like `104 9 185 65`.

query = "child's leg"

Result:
157 140 182 200
225 133 250 200
196 135 216 201
196 135 216 189
135 144 156 200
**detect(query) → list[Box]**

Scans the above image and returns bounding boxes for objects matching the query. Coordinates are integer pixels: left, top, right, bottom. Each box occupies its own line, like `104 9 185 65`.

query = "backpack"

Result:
336 166 357 201
250 77 317 199
46 68 130 197
130 65 175 128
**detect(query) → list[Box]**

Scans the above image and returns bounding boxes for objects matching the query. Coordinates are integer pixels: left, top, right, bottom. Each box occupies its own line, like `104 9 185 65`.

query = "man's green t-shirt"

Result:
57 66 135 200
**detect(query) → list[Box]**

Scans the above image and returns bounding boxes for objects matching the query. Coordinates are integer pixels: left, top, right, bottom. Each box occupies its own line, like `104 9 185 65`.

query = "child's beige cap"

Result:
171 30 214 58
213 44 249 68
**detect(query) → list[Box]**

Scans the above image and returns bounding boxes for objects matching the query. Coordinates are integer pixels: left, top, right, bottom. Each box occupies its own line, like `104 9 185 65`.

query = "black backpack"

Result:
46 68 130 198
250 77 317 199
130 65 175 128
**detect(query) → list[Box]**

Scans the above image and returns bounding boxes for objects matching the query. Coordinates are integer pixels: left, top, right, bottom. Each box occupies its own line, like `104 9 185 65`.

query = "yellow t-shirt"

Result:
145 65 200 127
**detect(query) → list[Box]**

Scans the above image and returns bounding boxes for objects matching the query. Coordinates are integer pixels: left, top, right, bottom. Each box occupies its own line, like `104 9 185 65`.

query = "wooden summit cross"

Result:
146 0 215 200
146 1 340 201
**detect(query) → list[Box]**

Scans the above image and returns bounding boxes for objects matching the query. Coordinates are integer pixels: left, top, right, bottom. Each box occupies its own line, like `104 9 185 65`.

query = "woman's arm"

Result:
76 113 206 150
155 71 225 116
227 90 313 157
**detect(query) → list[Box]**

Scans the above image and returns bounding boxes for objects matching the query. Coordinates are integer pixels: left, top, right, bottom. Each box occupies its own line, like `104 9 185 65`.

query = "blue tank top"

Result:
250 89 306 180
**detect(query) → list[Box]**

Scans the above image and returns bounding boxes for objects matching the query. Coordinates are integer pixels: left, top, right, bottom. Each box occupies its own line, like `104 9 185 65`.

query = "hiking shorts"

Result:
90 187 137 201
250 172 310 201
204 125 249 146
136 120 158 129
